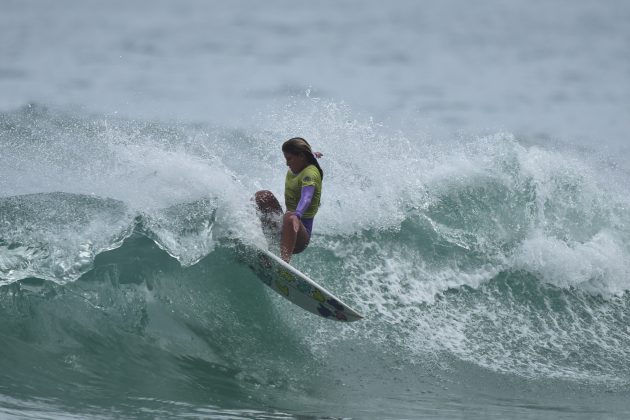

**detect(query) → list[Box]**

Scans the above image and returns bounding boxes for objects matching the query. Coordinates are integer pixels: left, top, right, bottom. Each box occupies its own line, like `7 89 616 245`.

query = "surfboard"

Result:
238 244 364 322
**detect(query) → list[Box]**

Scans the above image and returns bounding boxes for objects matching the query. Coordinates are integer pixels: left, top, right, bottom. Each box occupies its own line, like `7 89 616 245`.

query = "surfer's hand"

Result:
314 151 323 159
286 212 301 233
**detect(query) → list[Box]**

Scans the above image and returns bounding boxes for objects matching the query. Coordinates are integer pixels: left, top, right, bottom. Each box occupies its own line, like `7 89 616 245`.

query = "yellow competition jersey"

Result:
284 164 322 219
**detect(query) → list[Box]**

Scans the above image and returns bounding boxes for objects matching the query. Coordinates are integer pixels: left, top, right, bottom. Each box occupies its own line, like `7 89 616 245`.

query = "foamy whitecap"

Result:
514 230 630 295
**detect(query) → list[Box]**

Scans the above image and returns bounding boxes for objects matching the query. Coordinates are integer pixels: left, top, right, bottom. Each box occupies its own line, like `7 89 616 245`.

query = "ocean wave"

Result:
2 104 630 401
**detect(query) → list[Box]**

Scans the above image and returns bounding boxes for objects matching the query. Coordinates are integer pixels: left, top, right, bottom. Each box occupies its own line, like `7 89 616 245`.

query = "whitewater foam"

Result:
515 230 630 295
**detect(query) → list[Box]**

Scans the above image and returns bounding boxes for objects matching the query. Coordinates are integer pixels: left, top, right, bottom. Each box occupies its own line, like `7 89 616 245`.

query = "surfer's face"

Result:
284 152 308 174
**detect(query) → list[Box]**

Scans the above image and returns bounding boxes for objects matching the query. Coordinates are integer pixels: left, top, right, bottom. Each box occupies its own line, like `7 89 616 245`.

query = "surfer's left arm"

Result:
293 185 315 219
293 152 321 219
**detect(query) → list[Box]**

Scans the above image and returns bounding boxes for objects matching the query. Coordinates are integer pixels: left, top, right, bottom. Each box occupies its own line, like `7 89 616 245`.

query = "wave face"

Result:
2 103 630 418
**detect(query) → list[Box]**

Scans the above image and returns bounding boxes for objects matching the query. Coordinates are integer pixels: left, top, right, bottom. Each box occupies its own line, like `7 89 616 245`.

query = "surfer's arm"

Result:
294 185 315 219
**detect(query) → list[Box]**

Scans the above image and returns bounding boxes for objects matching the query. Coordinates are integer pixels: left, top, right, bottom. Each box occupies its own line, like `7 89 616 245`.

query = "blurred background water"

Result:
3 0 629 149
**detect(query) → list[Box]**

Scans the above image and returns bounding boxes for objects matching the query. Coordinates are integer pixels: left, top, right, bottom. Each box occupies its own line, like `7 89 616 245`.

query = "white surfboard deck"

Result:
239 244 364 322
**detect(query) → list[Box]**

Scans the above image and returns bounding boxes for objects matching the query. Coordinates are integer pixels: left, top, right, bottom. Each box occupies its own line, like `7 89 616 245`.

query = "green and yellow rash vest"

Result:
284 164 322 219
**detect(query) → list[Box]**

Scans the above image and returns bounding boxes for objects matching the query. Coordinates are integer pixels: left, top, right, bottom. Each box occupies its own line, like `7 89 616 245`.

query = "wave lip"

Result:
0 191 232 286
0 192 135 285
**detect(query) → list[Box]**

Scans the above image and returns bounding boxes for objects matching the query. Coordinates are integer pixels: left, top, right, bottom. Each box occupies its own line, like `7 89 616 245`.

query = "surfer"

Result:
255 137 323 263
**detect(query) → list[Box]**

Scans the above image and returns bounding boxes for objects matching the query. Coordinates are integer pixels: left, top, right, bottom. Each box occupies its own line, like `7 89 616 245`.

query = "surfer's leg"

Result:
254 190 283 238
280 212 310 262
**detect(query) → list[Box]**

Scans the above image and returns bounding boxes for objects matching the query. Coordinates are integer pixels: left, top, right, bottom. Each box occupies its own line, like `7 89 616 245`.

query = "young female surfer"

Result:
255 137 323 263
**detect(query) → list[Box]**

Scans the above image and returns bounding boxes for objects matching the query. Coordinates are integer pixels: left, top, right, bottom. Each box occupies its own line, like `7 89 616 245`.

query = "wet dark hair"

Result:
282 137 323 180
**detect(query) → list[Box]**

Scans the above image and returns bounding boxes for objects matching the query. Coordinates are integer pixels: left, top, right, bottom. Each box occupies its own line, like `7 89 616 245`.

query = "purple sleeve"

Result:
295 185 315 219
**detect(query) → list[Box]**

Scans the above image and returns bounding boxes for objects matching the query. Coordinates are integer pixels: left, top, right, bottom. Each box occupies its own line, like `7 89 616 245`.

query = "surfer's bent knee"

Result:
255 190 273 206
255 190 281 214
